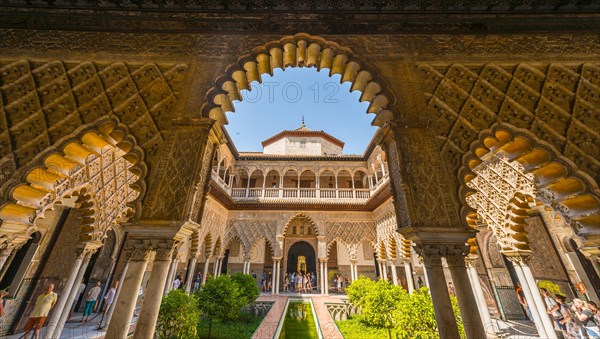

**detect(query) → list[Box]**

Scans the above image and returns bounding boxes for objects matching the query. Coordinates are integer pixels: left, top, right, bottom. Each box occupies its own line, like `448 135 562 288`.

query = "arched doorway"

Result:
287 241 316 274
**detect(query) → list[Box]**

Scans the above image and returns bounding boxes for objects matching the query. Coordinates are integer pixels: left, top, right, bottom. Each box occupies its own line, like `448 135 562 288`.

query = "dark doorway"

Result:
286 241 316 274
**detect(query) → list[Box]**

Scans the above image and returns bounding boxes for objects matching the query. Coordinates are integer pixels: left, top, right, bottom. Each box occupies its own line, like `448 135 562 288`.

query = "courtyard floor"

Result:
3 297 541 339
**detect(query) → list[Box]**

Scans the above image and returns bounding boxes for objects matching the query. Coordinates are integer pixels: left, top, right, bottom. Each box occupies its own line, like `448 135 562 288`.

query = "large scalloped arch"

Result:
201 33 397 128
460 124 600 251
0 119 147 249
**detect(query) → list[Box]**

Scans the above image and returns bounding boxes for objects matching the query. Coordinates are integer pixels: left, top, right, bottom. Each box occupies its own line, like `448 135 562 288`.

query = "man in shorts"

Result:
24 283 57 339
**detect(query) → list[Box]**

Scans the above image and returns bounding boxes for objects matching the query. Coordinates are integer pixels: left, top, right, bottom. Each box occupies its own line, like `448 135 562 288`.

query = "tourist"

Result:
103 281 118 314
193 273 201 292
173 275 181 290
24 283 57 339
573 299 600 338
252 270 257 281
261 278 267 292
303 274 308 293
555 294 579 339
448 282 455 296
515 282 532 321
417 276 424 289
69 279 86 319
336 274 342 293
82 281 101 322
283 274 289 292
290 272 296 291
297 273 303 293
541 288 564 331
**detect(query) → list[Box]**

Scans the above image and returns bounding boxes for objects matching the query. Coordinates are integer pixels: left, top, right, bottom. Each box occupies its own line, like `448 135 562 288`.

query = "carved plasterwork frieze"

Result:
141 120 214 221
420 62 600 185
0 59 188 194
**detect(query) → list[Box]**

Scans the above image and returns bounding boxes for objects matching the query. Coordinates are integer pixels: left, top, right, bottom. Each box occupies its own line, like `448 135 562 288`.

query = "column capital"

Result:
349 259 358 265
272 256 282 261
465 254 478 267
413 243 445 267
124 239 153 262
444 244 470 268
503 252 531 266
153 239 177 261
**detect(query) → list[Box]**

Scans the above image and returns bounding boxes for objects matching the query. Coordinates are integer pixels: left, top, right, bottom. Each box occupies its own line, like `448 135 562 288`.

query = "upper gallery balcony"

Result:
210 166 389 205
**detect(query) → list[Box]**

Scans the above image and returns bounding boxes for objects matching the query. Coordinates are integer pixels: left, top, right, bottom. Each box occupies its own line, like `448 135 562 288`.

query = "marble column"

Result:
389 261 398 286
164 258 177 294
217 256 224 276
52 254 92 338
213 258 219 276
319 261 324 294
275 259 281 295
104 261 129 328
43 251 86 339
445 246 486 339
349 260 357 281
324 261 329 295
522 262 558 338
354 262 358 280
134 243 174 339
404 260 415 293
105 248 151 339
419 244 460 339
185 257 197 294
507 257 549 338
202 256 211 284
465 256 495 337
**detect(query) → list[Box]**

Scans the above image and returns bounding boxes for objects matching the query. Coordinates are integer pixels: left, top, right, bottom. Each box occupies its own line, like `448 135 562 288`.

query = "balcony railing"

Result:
212 171 388 204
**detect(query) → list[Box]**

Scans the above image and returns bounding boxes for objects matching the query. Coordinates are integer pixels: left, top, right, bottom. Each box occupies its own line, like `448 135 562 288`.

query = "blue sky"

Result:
224 68 379 155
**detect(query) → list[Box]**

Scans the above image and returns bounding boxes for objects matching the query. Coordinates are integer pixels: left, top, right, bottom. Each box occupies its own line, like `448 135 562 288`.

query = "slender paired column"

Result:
104 261 129 328
185 257 197 294
213 258 219 276
389 260 398 286
418 244 460 339
465 256 495 337
52 254 93 338
134 242 175 339
323 261 329 295
521 261 558 338
202 256 211 284
105 246 151 339
404 260 415 293
506 257 549 338
274 258 281 295
319 261 324 294
164 257 177 294
445 245 486 339
217 256 224 276
44 250 88 339
349 260 357 281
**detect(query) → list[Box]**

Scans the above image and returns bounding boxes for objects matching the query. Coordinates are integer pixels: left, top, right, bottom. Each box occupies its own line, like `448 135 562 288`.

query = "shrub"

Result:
196 275 245 338
231 272 260 305
156 289 200 339
346 275 376 308
360 279 404 339
393 287 438 339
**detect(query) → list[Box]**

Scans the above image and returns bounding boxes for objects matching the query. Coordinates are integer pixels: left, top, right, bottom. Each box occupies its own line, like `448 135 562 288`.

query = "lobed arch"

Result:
281 213 320 236
202 33 397 127
249 236 275 257
223 235 246 258
0 120 146 249
460 124 600 252
213 237 222 256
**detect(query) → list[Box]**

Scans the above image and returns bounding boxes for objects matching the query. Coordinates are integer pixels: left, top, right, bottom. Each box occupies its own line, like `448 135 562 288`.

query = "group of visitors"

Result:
260 271 273 292
17 280 119 339
516 282 599 338
283 271 316 293
540 288 600 338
